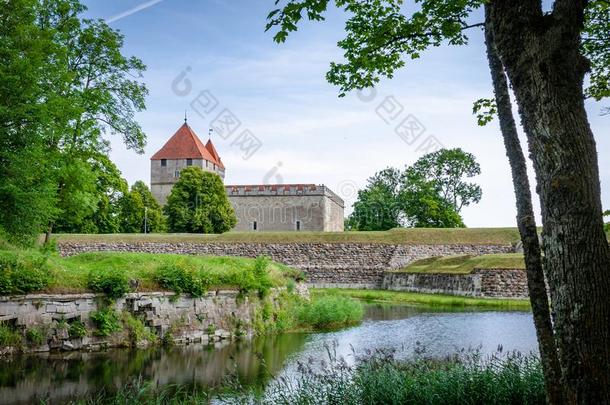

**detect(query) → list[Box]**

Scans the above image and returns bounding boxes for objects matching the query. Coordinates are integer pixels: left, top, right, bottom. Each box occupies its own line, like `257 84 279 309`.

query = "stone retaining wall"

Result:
0 289 279 354
58 242 514 288
382 268 528 299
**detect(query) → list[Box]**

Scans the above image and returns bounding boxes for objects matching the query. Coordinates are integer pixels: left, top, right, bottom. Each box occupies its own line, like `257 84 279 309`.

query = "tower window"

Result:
174 170 180 178
161 159 167 167
296 221 301 231
205 160 208 168
186 158 193 166
252 221 257 231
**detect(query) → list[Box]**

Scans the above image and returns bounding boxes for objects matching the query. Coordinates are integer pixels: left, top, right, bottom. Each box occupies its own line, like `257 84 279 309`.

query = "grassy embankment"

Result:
51 227 522 245
0 243 364 346
397 253 525 274
314 253 530 310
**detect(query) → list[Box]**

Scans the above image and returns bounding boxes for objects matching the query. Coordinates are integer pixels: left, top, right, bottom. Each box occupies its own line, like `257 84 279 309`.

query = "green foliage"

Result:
294 295 363 330
265 350 545 405
0 250 52 294
68 320 87 339
118 181 166 234
604 210 610 234
472 98 498 126
0 0 148 242
88 268 131 299
164 167 237 233
155 255 273 298
0 324 22 347
122 312 155 345
25 327 45 345
583 1 610 108
90 307 121 337
155 261 206 297
349 149 478 230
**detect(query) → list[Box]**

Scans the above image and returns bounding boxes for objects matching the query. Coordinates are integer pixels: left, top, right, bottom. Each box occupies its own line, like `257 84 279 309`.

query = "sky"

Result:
81 0 610 227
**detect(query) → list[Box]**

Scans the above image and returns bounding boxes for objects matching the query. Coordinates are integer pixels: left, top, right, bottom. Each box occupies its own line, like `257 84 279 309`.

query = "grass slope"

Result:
1 249 298 295
315 288 531 310
52 227 522 245
396 253 525 274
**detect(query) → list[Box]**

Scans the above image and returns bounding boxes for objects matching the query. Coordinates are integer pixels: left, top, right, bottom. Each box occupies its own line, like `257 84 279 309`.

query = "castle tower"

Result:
150 121 225 205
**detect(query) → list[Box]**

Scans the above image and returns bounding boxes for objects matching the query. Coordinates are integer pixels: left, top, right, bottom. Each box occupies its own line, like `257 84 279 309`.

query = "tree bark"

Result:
483 9 563 404
488 1 610 402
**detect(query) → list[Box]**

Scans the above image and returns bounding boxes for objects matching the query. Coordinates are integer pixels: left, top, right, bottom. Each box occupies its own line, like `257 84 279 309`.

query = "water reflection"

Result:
0 305 538 404
0 334 308 405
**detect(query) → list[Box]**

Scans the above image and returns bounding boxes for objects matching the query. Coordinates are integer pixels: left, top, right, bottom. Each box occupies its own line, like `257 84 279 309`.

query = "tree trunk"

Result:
44 223 53 245
488 1 610 402
483 9 563 404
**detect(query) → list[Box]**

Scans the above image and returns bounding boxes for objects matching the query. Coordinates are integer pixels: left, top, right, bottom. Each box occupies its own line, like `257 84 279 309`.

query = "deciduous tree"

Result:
164 167 236 234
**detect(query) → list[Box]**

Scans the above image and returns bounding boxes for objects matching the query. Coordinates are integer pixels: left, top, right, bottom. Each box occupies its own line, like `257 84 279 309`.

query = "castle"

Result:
151 122 344 232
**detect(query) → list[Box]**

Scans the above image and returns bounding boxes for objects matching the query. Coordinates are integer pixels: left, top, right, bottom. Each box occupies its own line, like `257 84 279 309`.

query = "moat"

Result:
0 304 538 404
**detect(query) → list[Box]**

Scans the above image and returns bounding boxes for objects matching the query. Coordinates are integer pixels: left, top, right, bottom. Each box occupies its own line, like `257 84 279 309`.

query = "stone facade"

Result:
382 268 528 299
151 157 225 205
0 290 281 354
58 242 514 289
226 184 344 232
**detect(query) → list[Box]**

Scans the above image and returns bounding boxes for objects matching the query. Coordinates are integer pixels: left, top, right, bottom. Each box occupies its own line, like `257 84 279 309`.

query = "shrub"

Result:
295 295 363 330
0 324 22 347
0 251 51 295
25 327 45 345
122 312 155 345
88 268 131 298
90 307 121 336
68 320 87 339
155 262 214 298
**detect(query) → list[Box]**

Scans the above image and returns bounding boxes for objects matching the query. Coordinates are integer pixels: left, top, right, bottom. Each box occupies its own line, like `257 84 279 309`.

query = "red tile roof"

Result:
151 123 223 169
205 139 225 169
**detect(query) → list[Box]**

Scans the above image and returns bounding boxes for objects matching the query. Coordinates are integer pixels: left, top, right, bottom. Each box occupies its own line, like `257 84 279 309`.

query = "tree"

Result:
0 0 59 244
267 1 610 401
408 148 481 213
54 155 128 234
130 181 166 233
348 168 403 231
116 181 165 234
42 0 147 243
348 152 475 230
604 210 610 234
164 167 237 233
400 168 464 228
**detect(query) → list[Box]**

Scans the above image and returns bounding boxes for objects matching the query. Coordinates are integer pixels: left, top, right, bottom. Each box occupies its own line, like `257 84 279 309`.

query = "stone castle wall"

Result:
58 242 514 289
0 289 280 355
382 268 528 299
226 184 344 232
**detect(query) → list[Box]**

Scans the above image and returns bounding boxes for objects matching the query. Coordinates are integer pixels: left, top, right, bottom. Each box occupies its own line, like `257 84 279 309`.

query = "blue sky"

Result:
82 0 610 227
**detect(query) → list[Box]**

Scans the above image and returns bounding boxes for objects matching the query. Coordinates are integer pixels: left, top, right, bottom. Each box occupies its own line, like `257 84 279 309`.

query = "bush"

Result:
68 320 87 339
25 327 45 345
295 295 363 330
88 268 131 298
0 251 52 294
90 307 121 336
122 312 155 345
0 324 22 347
155 261 206 297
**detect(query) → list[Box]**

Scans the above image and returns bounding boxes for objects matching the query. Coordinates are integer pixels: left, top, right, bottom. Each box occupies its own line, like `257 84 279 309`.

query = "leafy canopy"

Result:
164 167 237 233
348 148 478 230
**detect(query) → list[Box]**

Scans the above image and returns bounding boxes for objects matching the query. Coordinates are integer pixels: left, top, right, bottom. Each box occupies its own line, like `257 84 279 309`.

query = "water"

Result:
0 305 538 404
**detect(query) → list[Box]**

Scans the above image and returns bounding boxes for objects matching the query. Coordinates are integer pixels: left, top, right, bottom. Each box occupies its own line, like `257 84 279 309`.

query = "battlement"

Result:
225 184 344 207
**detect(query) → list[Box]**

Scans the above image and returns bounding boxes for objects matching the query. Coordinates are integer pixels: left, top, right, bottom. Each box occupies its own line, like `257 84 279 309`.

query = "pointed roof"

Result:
205 139 225 169
151 123 223 169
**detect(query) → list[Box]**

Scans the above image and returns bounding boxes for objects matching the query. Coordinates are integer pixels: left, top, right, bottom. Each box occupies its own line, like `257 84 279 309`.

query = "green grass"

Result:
314 288 531 310
293 295 364 330
50 227 522 245
0 247 300 295
397 253 525 274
